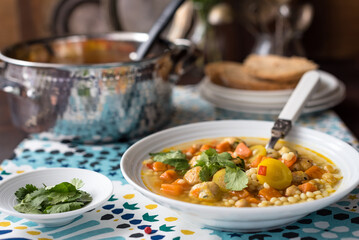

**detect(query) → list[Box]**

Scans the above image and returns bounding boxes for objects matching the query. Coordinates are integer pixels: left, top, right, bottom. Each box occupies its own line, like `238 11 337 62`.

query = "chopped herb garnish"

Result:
150 150 190 171
15 184 38 202
195 148 248 191
224 166 248 191
13 179 92 214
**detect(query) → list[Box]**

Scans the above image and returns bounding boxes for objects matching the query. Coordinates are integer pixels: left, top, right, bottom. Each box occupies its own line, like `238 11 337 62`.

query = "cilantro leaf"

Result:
194 148 248 190
71 178 84 189
197 149 235 168
43 202 84 214
76 190 93 203
50 182 76 193
47 192 79 205
224 167 248 191
150 151 190 171
162 159 190 170
195 148 237 181
13 203 42 214
150 150 186 161
15 184 38 202
23 188 47 203
25 193 49 209
199 165 212 181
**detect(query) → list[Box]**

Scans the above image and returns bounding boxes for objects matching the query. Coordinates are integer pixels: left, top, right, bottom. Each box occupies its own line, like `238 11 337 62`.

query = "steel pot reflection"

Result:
0 32 197 143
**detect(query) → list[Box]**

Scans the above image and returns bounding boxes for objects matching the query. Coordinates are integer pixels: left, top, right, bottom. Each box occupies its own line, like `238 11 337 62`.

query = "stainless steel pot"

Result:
0 32 196 143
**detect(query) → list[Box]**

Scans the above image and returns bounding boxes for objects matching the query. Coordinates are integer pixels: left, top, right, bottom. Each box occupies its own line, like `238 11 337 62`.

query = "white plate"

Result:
0 168 113 227
204 70 341 104
199 76 345 115
120 120 359 231
204 80 345 109
200 85 345 115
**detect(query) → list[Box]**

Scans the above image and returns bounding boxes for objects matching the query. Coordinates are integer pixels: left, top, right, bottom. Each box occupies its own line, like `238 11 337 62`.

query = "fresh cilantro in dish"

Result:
195 148 248 191
224 166 248 191
14 178 92 214
150 150 190 170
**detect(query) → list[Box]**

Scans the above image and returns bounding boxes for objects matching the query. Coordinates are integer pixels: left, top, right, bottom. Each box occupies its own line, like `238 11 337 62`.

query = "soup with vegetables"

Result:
141 137 342 207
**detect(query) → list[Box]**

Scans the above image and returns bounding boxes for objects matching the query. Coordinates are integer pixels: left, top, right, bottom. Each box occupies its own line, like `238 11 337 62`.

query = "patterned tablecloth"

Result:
1 86 359 240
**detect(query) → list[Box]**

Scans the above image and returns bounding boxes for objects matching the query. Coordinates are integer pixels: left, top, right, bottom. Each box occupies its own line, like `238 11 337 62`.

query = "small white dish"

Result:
0 168 113 227
121 120 359 232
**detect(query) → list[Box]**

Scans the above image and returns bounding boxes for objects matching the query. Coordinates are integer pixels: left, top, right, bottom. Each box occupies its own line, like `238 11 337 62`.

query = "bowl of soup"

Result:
120 120 359 232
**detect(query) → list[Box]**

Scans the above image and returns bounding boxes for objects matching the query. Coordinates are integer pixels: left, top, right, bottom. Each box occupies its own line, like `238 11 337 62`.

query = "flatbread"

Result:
243 54 318 82
204 61 231 85
205 62 298 90
220 62 297 90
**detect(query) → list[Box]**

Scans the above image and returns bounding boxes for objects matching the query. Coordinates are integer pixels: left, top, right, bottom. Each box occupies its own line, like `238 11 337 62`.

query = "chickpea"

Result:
285 185 300 196
235 199 249 208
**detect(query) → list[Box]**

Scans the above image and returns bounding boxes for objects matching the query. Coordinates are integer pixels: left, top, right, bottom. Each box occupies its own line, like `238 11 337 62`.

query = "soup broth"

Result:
141 137 342 208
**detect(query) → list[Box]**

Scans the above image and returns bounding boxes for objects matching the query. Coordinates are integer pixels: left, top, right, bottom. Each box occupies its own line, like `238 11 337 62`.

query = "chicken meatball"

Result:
189 182 221 202
183 166 202 185
291 157 313 172
292 171 309 184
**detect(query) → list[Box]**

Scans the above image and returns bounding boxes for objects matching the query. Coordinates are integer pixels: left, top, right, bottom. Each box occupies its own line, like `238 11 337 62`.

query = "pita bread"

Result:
205 61 298 90
243 54 318 82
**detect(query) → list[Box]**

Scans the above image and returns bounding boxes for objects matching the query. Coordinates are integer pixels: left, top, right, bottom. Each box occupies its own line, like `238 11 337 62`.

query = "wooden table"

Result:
0 60 358 162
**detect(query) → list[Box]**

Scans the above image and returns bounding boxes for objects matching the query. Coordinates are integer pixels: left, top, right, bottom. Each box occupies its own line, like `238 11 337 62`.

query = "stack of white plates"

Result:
199 70 345 115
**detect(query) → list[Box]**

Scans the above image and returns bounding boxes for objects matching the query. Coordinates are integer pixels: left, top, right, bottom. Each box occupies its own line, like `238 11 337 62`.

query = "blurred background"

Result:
0 0 358 157
1 0 358 60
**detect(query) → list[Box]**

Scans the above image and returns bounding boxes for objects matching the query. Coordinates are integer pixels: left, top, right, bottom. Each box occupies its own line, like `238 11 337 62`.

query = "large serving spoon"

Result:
132 0 186 61
266 71 320 150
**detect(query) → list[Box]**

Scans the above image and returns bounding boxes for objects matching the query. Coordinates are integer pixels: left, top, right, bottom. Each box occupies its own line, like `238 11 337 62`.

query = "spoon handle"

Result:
278 70 320 122
135 0 186 60
266 70 320 149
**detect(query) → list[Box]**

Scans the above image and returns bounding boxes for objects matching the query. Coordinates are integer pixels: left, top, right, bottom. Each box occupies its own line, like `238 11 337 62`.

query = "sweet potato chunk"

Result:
305 166 326 179
258 187 282 201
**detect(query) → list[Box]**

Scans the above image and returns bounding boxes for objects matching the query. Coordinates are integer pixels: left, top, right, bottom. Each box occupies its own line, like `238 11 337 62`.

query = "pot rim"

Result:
0 32 175 69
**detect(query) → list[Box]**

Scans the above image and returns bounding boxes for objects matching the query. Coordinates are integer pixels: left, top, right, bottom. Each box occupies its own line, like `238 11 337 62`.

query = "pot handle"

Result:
171 38 201 76
0 63 37 99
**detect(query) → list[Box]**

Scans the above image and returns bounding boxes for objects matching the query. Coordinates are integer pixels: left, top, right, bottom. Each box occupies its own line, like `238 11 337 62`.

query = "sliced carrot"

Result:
298 182 318 193
250 155 265 168
305 165 326 179
200 144 213 152
280 155 297 168
185 146 198 156
246 196 261 204
145 163 153 169
172 178 190 188
173 178 186 185
234 142 252 158
159 170 178 182
258 187 282 201
216 141 232 153
229 189 251 199
189 186 201 197
152 161 168 172
160 184 183 196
